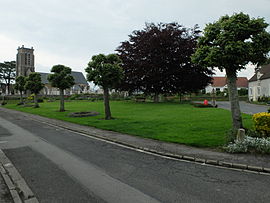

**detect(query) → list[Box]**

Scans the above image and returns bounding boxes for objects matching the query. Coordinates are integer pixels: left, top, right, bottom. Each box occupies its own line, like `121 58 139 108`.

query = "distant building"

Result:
16 45 89 95
16 45 35 77
205 76 248 93
39 72 89 95
248 64 270 101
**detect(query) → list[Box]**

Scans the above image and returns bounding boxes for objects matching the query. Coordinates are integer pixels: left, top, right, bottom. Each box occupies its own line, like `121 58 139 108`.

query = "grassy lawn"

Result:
3 100 253 148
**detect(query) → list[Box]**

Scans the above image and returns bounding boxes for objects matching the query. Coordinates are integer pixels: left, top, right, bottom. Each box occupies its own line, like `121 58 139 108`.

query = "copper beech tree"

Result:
117 22 212 102
192 13 270 130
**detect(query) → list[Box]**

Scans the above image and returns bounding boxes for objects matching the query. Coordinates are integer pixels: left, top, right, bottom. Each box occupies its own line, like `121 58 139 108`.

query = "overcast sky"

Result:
0 0 270 79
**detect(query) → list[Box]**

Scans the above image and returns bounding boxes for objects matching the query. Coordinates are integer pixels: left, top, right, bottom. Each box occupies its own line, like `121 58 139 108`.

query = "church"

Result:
16 45 89 95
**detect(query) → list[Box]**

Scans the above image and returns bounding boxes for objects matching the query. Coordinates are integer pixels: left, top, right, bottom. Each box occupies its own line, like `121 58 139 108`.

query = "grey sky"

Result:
0 0 270 79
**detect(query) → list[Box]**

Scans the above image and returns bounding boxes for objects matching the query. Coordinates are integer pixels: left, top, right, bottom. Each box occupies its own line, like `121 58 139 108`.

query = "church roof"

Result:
37 71 88 85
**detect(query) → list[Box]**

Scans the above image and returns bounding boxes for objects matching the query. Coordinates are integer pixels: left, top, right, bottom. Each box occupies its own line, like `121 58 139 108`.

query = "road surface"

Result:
0 109 270 202
216 101 269 115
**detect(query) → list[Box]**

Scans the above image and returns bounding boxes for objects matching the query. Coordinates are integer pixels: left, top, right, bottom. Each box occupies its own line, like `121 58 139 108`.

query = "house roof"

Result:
211 77 248 88
249 64 270 82
37 71 88 85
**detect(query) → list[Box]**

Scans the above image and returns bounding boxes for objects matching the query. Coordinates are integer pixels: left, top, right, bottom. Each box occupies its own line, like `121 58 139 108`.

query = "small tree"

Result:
14 76 26 104
48 65 75 112
192 12 270 130
25 73 44 108
85 54 123 120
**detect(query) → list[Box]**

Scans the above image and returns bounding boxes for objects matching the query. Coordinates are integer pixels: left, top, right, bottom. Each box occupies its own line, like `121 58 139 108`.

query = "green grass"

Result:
3 100 253 148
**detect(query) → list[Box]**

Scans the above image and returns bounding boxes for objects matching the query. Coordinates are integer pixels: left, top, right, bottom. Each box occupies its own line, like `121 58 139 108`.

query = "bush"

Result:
224 136 270 154
69 94 80 100
27 94 34 101
238 88 248 96
37 98 44 103
252 112 270 137
1 101 7 105
226 129 237 143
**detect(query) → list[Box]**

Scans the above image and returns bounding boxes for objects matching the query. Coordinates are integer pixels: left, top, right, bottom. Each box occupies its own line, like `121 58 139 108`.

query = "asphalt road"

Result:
216 101 269 115
0 110 270 202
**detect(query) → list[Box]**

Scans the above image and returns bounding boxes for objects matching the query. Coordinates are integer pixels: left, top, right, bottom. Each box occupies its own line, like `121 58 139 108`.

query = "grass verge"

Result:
3 100 253 148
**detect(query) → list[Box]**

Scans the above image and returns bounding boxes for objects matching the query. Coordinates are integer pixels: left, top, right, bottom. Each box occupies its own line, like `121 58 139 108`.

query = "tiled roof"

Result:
249 64 270 82
37 71 88 85
211 77 248 88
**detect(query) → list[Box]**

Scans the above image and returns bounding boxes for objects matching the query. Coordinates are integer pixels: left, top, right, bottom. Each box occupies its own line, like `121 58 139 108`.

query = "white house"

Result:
248 64 270 101
205 77 248 94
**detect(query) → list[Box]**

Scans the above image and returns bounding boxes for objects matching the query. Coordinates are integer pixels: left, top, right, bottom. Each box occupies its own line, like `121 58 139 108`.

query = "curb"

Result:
37 118 270 175
0 150 39 203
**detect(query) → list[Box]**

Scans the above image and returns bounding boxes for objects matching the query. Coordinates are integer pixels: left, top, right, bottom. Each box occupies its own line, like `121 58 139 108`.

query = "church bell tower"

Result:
16 45 35 77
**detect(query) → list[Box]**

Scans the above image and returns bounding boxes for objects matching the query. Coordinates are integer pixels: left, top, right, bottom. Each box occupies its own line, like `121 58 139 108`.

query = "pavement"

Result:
0 106 270 202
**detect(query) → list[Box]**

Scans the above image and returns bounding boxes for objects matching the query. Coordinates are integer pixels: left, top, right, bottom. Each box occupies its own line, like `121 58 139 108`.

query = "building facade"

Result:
16 45 35 77
205 77 248 94
248 64 270 101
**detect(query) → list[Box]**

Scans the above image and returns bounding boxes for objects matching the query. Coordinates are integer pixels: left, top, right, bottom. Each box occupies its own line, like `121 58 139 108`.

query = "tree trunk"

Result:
103 87 111 120
225 69 243 130
59 89 65 112
34 93 39 108
154 93 159 103
179 92 182 102
20 91 23 103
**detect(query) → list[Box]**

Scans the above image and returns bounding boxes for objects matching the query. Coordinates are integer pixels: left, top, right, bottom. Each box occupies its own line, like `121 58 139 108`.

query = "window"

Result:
25 53 27 65
257 87 261 96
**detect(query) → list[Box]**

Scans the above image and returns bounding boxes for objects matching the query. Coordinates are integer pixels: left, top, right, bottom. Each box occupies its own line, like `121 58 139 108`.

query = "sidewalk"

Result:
1 107 270 173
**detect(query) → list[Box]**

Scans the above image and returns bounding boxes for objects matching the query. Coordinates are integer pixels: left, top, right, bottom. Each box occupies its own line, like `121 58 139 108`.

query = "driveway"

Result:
216 101 269 115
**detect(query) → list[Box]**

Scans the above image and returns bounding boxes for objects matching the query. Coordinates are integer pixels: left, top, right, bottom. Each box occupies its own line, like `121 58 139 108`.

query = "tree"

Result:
85 54 123 120
25 73 44 108
0 61 16 94
192 12 270 130
116 22 212 102
48 65 75 112
14 76 26 104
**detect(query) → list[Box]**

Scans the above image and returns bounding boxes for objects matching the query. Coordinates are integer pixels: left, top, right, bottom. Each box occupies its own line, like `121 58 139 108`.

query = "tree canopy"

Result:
0 61 16 94
116 22 213 99
48 65 75 90
85 54 123 119
192 12 270 72
192 12 270 130
14 76 26 103
48 64 75 112
86 54 123 89
25 72 44 108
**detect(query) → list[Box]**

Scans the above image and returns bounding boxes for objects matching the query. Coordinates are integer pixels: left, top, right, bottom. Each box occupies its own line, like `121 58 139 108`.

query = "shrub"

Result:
225 136 270 154
1 101 7 105
252 112 270 137
37 98 44 103
27 94 34 101
226 129 237 143
69 94 80 100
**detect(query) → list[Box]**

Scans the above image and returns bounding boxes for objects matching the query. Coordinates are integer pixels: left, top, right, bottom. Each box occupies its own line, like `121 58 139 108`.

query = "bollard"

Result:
236 128 245 142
